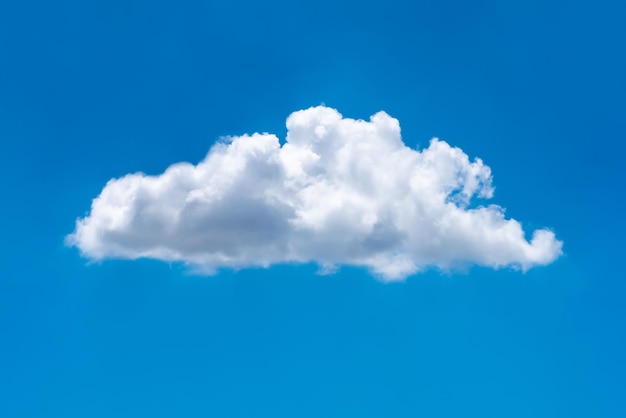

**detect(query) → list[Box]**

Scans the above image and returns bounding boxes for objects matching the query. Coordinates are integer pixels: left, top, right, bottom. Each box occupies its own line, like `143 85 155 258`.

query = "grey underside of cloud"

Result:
67 106 562 280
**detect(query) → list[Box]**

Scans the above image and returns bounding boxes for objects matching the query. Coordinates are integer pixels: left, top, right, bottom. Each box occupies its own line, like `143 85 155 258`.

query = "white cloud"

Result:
67 106 562 280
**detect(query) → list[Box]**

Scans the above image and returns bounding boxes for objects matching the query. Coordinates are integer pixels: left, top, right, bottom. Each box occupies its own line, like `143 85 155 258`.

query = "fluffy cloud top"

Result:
67 106 562 280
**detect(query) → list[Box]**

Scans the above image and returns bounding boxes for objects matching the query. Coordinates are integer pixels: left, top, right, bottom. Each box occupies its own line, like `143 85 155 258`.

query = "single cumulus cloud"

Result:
67 106 562 280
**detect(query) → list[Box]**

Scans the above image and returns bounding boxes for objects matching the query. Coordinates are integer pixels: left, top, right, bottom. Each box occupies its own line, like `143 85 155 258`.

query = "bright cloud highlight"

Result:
67 106 562 280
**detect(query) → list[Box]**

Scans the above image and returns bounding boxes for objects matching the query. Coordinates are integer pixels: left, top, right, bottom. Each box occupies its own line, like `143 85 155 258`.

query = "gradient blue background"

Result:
1 1 625 416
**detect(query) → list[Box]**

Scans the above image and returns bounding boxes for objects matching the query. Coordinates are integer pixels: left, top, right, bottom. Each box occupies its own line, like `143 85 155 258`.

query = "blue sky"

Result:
1 0 625 416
